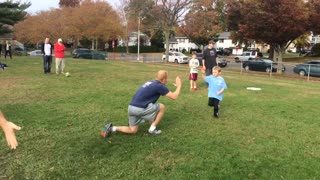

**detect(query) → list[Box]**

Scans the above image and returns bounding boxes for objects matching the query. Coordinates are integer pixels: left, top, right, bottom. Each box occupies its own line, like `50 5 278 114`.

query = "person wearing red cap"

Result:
54 38 66 75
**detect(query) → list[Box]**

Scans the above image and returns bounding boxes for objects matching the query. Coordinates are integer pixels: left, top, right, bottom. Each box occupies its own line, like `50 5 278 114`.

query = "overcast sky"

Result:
23 0 119 14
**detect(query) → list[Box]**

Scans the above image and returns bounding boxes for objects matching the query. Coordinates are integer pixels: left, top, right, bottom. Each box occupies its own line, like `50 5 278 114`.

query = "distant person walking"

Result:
4 41 12 59
54 38 66 75
0 41 3 57
41 38 53 74
202 40 218 76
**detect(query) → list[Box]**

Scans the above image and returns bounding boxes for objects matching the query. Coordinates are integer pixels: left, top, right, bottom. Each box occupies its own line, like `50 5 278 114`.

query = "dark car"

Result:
72 48 92 58
293 60 320 77
217 48 232 56
72 48 107 60
242 58 285 73
78 51 107 60
196 53 227 68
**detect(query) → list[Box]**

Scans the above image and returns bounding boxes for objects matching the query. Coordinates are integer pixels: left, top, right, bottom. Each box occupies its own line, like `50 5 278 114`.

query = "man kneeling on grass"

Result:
101 70 182 137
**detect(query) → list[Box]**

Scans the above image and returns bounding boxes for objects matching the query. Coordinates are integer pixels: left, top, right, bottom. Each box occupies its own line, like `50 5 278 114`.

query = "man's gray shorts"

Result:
128 103 160 126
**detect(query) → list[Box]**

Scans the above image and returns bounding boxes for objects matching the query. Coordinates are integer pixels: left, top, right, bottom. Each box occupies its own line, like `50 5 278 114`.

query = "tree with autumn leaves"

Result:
227 0 310 64
14 0 123 50
13 0 320 58
179 0 222 49
225 0 320 64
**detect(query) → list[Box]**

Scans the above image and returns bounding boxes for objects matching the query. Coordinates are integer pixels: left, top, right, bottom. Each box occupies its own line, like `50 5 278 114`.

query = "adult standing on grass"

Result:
4 40 12 60
202 40 218 76
54 38 66 75
101 70 182 137
41 38 53 74
0 111 21 149
0 41 2 57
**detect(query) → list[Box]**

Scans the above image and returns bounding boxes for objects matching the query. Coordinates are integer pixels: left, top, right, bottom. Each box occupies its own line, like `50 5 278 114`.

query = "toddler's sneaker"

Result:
213 113 219 118
101 122 113 138
148 129 162 135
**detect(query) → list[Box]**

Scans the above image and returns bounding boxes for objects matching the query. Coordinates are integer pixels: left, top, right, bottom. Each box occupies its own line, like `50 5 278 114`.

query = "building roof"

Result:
218 32 231 40
169 36 178 44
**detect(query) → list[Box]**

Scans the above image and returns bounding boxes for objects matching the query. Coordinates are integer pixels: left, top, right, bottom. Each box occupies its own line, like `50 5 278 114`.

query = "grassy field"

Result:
1 56 320 179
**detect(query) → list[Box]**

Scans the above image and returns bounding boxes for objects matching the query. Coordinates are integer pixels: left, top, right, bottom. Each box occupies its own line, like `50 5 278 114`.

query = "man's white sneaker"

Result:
148 129 162 135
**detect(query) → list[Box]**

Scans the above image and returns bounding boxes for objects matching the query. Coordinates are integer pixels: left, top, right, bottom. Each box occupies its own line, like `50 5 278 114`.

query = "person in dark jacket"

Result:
202 40 218 76
40 38 53 74
4 41 12 59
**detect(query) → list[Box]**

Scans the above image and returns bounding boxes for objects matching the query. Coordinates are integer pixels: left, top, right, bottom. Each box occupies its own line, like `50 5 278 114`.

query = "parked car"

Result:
13 47 27 56
196 53 228 68
77 51 107 60
72 48 107 60
235 51 257 62
293 60 320 77
242 58 285 73
216 48 232 56
27 50 43 56
162 51 189 64
72 48 92 58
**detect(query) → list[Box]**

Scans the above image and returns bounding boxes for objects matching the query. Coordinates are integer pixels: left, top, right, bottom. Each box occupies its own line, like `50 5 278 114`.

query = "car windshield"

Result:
173 52 185 56
306 61 320 64
263 60 273 63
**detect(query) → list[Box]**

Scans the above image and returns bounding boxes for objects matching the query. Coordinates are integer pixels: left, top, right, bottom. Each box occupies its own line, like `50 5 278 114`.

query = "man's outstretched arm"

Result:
0 112 21 149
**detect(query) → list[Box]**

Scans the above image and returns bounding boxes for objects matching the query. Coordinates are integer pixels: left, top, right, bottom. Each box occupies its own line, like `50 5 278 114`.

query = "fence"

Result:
106 53 320 82
235 61 320 82
107 53 163 63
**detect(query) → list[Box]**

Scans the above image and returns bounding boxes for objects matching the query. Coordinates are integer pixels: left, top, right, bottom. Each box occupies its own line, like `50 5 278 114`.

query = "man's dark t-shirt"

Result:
203 48 217 69
130 80 169 108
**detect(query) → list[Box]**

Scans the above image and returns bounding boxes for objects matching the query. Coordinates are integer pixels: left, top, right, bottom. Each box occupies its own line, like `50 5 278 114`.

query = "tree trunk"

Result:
273 45 284 74
164 31 170 63
91 40 94 50
96 38 98 50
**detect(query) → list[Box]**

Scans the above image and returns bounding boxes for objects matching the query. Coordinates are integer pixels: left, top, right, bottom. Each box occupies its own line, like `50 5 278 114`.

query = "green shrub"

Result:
311 43 320 56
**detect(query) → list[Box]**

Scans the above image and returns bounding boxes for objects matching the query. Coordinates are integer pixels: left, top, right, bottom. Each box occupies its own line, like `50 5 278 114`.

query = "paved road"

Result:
223 56 297 75
224 61 295 75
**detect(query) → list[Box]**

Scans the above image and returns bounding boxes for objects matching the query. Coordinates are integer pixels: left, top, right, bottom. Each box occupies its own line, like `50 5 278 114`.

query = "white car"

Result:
27 50 54 57
162 51 189 64
235 51 257 63
27 50 43 56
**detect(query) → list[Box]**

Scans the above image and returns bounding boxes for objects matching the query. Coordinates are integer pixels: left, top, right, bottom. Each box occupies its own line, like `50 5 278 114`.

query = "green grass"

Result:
1 56 320 179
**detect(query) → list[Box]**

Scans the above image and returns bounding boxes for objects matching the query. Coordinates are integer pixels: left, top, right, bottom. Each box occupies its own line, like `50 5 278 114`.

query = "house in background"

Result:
118 31 151 47
164 35 199 52
310 34 320 46
164 32 273 55
216 32 234 49
216 32 269 54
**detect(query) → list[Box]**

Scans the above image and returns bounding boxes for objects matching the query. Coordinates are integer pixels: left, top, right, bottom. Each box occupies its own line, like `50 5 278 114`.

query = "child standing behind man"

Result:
189 52 200 91
202 66 227 118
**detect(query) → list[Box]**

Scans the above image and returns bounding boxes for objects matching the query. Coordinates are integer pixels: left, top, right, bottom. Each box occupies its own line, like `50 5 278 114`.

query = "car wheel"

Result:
162 58 166 61
299 70 306 76
175 59 179 64
245 65 250 71
235 57 239 63
266 67 271 73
